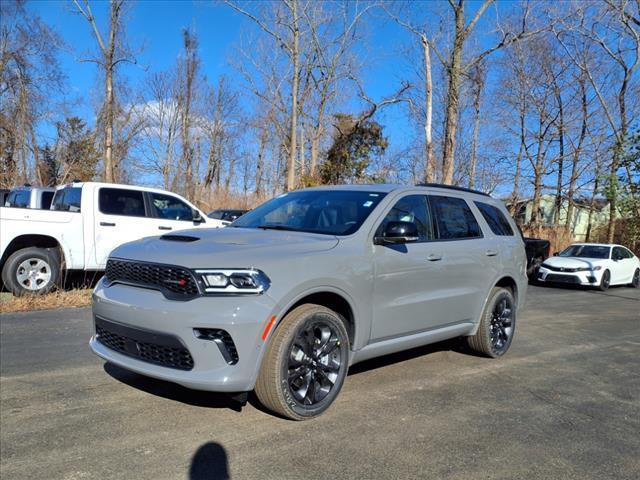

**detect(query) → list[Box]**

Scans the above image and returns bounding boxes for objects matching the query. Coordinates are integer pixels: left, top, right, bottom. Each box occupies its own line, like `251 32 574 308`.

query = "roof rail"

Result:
415 183 491 197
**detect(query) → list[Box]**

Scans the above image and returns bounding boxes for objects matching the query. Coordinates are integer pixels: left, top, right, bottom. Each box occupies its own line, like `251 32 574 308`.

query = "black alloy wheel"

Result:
489 297 514 353
286 321 343 406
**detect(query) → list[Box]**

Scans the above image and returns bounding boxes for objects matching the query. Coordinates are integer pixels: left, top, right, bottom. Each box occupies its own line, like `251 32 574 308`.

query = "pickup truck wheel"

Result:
255 304 350 420
466 287 516 358
2 247 61 296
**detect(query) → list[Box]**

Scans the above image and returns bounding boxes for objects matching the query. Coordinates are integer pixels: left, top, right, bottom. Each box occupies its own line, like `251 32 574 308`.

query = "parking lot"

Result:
1 285 639 480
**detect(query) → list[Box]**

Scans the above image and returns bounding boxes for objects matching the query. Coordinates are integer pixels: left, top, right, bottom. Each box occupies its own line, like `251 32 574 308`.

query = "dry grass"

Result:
0 289 92 313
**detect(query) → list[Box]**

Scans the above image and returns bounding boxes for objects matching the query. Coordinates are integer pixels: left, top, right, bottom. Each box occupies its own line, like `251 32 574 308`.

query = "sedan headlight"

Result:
591 266 602 271
195 269 270 294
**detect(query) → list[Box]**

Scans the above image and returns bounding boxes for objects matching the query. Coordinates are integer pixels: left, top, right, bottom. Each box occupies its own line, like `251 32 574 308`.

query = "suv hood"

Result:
110 227 339 269
543 256 607 269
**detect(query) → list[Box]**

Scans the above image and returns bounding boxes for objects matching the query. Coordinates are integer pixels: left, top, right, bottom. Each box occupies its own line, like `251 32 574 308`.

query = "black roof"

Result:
415 183 491 197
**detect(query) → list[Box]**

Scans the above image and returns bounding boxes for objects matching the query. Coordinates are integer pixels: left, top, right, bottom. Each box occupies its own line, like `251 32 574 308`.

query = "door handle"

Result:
100 222 116 227
158 226 172 231
485 249 499 257
426 254 442 262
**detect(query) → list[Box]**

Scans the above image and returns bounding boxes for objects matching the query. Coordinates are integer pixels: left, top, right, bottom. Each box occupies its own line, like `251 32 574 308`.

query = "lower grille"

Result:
544 274 582 284
95 317 194 371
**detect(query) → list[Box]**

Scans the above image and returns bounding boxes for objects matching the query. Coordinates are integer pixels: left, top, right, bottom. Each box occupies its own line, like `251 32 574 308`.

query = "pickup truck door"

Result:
93 187 160 268
146 191 209 232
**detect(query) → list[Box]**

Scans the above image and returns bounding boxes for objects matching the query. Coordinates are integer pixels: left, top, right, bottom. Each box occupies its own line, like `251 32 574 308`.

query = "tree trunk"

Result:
441 3 465 185
286 0 299 191
553 88 564 225
565 80 587 230
421 34 434 183
510 105 526 216
469 63 483 190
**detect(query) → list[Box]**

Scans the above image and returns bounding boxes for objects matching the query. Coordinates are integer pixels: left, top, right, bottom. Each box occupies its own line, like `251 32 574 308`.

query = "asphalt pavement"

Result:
1 285 639 480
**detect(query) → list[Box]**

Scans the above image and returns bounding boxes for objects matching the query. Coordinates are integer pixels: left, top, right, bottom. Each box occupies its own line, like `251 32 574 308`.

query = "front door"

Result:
372 194 440 341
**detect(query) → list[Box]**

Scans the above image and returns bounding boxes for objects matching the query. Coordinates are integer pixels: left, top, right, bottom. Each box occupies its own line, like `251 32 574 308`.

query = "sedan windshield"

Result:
559 245 610 259
231 190 386 236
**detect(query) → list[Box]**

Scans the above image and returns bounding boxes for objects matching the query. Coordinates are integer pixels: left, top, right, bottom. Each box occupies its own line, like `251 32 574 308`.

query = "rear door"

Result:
424 194 502 325
93 187 159 267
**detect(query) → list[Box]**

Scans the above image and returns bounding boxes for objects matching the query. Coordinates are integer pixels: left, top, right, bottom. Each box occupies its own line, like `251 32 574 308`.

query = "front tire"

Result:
467 287 516 358
1 247 61 296
598 270 611 291
255 304 350 420
630 269 640 288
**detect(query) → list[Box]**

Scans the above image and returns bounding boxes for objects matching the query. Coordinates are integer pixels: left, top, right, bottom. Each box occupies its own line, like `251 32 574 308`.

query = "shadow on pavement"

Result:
348 337 467 376
189 442 230 480
103 362 245 412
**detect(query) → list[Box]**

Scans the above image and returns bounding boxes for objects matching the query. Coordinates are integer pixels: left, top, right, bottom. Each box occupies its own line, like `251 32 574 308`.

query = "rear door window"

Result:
429 195 482 240
474 201 514 236
98 188 145 217
7 190 30 208
52 187 82 212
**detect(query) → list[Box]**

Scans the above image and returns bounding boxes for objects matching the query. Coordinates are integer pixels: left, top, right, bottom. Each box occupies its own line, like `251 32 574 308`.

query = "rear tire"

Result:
467 287 516 358
1 247 61 296
630 269 640 288
255 304 350 420
598 270 611 291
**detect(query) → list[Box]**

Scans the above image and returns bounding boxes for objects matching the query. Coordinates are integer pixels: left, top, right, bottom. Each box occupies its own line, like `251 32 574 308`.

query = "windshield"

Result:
559 245 610 259
231 190 386 236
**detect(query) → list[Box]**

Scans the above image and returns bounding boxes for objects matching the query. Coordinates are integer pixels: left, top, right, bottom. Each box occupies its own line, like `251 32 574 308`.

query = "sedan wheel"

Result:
631 269 640 288
599 270 611 291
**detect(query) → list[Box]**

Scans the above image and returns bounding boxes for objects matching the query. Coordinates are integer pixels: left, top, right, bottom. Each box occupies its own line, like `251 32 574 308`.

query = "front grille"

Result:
95 317 194 370
544 273 582 284
542 264 580 273
105 259 199 300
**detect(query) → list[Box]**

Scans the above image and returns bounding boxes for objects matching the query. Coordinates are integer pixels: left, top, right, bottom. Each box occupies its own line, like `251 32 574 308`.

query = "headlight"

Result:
195 269 270 294
591 266 602 271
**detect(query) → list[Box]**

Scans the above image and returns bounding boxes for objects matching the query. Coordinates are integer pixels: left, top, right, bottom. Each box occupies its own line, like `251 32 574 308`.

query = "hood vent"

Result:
160 234 200 242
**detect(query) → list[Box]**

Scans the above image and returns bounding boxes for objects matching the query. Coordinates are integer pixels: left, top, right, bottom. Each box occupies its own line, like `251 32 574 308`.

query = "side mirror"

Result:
375 221 419 245
192 209 204 223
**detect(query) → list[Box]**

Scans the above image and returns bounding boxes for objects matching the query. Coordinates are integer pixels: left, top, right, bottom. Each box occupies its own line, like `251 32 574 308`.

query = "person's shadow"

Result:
189 442 230 480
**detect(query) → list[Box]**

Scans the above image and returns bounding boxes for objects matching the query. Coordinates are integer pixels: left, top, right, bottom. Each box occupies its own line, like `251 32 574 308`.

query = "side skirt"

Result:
349 322 475 366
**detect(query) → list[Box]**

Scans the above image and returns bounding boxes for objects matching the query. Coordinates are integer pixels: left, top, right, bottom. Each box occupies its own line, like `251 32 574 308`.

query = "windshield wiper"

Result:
255 224 301 232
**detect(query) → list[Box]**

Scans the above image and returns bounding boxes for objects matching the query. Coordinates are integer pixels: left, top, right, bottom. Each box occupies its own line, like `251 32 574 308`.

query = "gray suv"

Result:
91 184 527 420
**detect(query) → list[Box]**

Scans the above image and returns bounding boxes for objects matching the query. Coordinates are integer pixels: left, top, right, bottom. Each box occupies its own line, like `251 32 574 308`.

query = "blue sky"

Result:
28 0 423 149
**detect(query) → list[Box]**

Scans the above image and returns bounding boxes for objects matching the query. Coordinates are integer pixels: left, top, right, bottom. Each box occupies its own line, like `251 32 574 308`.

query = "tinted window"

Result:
41 191 54 209
612 247 630 260
98 188 145 217
377 195 433 242
559 245 610 259
7 190 30 208
150 192 194 221
52 187 82 212
232 190 386 236
208 210 223 219
429 196 482 240
474 201 514 236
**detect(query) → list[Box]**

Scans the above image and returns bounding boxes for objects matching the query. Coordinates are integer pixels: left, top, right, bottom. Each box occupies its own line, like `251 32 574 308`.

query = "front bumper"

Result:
537 267 602 286
91 278 277 392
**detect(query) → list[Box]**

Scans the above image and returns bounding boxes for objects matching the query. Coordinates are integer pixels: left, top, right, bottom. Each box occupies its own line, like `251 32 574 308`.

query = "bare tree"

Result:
73 0 134 183
555 0 640 241
437 0 544 185
226 0 303 191
468 61 485 189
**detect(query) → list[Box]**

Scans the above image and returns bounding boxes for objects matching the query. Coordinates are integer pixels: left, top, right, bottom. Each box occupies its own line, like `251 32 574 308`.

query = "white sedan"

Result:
537 243 640 291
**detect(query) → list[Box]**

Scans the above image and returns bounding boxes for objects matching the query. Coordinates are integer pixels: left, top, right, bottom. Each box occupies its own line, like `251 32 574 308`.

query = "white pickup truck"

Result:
0 182 224 296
